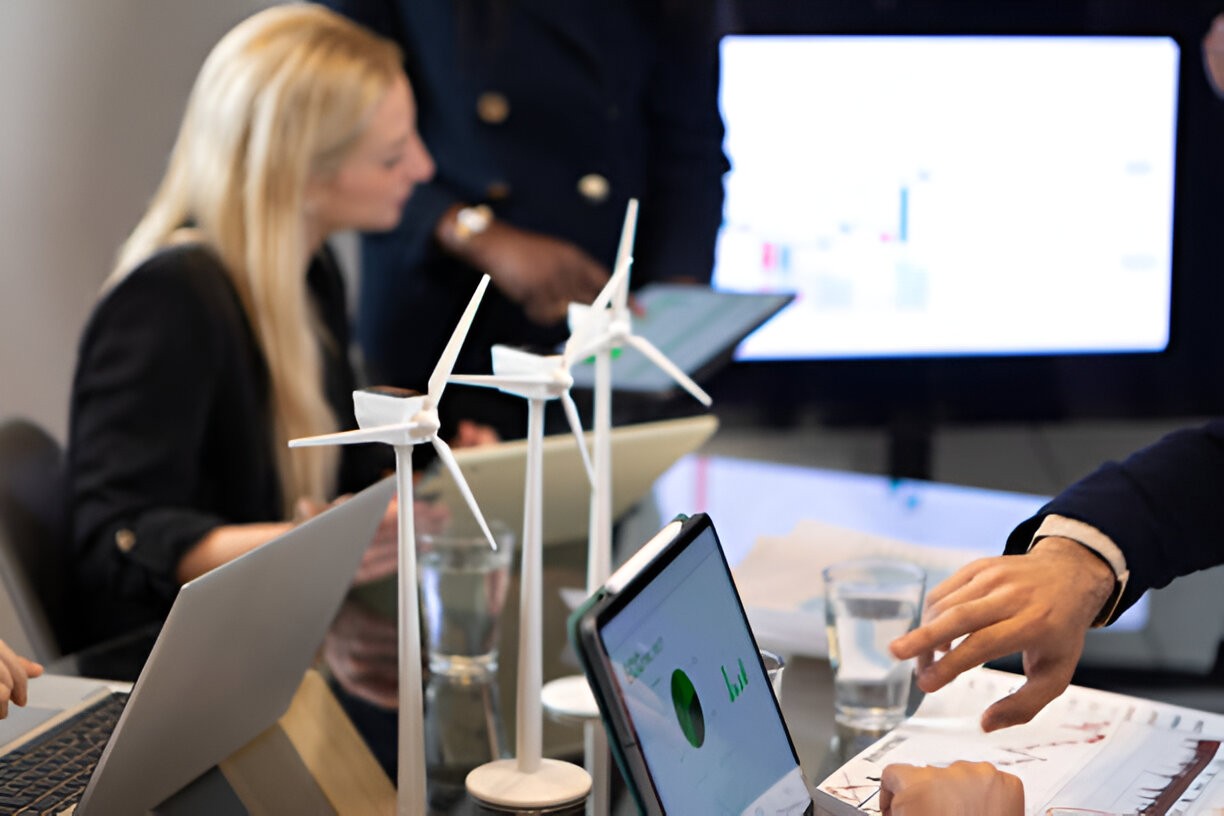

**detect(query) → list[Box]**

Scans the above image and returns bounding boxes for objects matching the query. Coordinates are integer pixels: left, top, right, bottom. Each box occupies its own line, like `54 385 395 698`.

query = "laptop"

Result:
419 414 718 547
0 475 395 815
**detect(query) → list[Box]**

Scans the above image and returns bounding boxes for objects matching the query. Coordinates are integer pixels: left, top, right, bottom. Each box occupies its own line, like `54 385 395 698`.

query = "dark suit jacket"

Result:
68 244 386 645
1006 420 1224 623
320 0 729 426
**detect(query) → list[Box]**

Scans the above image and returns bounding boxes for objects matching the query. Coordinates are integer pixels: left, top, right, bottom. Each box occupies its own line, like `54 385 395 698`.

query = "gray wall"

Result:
0 0 277 441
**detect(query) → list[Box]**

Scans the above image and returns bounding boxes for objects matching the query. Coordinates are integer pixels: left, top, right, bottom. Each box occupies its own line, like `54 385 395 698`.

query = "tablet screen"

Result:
598 523 812 814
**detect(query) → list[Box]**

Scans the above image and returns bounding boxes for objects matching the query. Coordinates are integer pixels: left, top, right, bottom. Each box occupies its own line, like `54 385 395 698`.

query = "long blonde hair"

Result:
108 3 404 513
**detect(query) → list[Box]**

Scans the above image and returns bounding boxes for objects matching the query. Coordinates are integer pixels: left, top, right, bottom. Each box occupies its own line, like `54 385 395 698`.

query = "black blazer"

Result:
1006 420 1224 623
67 244 386 645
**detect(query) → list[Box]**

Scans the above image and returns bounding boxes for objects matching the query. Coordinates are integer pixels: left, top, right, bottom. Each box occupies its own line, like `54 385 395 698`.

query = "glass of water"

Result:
759 649 786 701
822 559 925 734
418 518 515 678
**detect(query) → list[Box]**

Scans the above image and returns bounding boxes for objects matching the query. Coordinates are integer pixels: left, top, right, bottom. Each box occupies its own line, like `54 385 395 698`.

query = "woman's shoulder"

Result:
82 244 249 358
121 243 232 295
101 244 242 321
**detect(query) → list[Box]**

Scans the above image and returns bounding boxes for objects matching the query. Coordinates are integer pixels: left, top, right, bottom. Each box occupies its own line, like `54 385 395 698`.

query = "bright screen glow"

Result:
600 526 810 814
714 35 1180 360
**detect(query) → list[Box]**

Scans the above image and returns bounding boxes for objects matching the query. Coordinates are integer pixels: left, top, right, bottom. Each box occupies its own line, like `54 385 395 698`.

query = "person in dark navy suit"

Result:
889 420 1224 730
878 421 1224 815
320 0 731 439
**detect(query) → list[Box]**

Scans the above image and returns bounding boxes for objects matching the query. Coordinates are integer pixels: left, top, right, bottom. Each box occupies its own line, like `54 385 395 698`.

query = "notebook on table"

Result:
0 476 395 815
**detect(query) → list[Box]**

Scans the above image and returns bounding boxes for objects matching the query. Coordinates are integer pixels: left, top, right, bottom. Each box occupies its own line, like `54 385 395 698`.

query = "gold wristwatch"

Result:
453 204 493 243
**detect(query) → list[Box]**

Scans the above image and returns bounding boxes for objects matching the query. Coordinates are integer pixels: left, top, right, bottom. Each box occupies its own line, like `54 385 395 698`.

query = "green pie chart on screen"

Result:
671 669 705 748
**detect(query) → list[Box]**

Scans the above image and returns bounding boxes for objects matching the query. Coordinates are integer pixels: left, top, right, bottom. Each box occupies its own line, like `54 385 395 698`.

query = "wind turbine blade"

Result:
565 200 638 367
429 274 491 403
288 423 419 447
624 334 712 407
611 198 638 315
562 309 599 369
431 436 498 551
564 237 632 367
560 391 595 488
450 373 555 390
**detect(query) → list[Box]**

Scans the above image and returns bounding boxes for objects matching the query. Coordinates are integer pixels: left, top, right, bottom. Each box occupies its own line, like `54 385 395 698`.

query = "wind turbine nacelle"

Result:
566 302 621 361
491 344 564 377
354 386 430 429
566 302 610 335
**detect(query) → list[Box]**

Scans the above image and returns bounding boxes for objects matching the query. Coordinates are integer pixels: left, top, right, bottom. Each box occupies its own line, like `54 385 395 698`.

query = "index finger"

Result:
11 659 42 707
891 607 979 661
921 557 997 610
890 562 1006 660
0 641 30 708
909 610 1036 693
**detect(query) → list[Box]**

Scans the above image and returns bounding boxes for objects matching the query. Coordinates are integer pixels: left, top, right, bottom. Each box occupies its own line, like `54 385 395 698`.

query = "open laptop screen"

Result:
596 519 810 813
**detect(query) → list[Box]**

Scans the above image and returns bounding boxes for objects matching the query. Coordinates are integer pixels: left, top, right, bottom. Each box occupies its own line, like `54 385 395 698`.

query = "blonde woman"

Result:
67 3 434 647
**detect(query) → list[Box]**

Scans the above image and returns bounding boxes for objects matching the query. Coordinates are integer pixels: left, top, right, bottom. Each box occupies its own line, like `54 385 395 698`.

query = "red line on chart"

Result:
1138 739 1220 815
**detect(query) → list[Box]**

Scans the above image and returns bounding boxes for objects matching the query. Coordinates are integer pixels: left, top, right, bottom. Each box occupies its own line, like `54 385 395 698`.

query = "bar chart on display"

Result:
714 34 1180 361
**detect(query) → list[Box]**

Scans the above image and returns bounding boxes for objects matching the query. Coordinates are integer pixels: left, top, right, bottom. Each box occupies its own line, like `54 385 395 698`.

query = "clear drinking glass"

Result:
822 559 925 733
418 519 515 677
759 649 786 701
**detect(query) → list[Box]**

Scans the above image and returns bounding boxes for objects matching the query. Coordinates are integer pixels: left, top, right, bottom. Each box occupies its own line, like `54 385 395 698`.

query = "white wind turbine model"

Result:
545 198 713 816
449 329 599 809
567 197 713 647
289 275 496 816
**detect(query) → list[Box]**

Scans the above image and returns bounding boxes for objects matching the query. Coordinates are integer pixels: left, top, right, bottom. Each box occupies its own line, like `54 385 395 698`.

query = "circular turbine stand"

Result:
466 759 592 811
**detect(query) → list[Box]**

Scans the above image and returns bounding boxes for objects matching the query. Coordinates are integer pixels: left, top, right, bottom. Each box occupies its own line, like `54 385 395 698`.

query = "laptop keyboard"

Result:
0 691 129 814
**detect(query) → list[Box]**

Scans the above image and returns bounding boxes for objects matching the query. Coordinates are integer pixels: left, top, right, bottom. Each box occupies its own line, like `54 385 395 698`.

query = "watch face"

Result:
457 205 492 237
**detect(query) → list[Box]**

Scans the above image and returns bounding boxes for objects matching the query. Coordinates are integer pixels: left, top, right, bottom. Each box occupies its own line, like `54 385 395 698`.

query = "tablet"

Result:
568 513 815 815
567 284 794 395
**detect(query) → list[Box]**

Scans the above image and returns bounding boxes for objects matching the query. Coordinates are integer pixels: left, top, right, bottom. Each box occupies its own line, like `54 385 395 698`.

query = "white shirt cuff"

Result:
1030 515 1130 627
1030 515 1128 579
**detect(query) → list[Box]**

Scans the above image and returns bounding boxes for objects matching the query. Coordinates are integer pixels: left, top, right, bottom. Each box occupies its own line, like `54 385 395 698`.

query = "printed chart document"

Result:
817 666 1224 815
730 519 985 657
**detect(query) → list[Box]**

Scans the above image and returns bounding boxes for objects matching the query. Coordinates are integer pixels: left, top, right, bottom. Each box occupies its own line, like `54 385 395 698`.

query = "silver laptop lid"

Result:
77 476 394 815
423 415 717 547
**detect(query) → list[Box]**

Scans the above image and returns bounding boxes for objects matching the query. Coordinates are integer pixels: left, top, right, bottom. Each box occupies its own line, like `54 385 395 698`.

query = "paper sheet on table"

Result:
730 519 981 657
816 666 1224 815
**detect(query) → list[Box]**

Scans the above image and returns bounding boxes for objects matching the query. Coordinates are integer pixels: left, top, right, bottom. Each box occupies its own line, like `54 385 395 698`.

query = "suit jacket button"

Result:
476 91 510 124
577 173 610 203
115 528 136 553
485 181 511 201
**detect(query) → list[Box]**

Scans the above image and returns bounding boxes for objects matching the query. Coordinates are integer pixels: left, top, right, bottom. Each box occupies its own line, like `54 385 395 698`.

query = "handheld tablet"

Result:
569 513 815 815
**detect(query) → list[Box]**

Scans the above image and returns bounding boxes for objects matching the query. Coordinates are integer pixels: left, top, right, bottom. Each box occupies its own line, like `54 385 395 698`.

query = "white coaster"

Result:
465 758 592 809
540 674 601 720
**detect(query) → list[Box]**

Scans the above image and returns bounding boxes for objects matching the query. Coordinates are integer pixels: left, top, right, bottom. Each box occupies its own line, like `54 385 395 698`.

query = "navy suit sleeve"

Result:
1006 420 1224 621
634 0 730 285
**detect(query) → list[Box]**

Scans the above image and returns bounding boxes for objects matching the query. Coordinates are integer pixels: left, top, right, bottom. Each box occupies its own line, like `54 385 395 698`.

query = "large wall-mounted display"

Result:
710 1 1224 427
